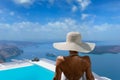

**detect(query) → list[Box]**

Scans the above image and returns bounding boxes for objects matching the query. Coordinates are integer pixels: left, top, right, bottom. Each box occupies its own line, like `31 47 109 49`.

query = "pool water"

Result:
0 65 54 80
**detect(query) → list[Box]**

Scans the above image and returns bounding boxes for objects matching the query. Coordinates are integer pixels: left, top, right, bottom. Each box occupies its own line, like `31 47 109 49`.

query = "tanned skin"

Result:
53 51 94 80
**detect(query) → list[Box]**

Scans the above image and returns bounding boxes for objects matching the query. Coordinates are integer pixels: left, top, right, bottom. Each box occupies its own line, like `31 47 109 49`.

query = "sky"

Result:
0 0 120 42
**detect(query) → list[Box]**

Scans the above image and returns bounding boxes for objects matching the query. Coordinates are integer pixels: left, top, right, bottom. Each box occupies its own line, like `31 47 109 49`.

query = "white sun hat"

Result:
53 32 95 53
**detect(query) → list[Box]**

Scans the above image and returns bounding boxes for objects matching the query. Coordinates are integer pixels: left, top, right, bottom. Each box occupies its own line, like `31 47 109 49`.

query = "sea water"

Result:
10 41 120 80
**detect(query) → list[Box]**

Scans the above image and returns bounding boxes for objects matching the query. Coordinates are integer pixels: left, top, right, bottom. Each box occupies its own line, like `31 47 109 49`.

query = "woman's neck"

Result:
69 51 79 56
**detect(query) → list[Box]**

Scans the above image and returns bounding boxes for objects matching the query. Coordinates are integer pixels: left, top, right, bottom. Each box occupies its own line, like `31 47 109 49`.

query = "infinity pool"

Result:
0 65 54 80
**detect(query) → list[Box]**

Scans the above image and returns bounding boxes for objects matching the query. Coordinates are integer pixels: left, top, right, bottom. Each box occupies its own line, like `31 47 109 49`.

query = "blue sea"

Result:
9 41 120 80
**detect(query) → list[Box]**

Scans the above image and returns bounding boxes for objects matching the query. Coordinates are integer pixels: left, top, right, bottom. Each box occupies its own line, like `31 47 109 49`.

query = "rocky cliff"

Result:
0 44 23 63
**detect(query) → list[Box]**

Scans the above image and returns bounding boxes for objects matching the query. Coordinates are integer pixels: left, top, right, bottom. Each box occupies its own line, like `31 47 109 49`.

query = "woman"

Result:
53 32 95 80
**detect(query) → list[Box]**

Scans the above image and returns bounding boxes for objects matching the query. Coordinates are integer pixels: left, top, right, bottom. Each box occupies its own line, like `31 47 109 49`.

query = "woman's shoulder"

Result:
57 56 64 61
56 56 65 66
82 56 90 59
82 56 91 63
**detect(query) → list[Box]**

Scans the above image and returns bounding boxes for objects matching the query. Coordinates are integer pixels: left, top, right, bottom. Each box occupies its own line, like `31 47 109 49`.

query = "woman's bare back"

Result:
53 55 94 80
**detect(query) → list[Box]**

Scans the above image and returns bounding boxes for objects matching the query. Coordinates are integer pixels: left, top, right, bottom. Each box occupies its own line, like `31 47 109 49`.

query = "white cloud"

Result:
0 19 79 41
72 5 78 12
10 12 15 16
0 18 120 41
93 23 110 31
77 0 91 10
0 17 6 21
66 0 91 12
0 10 3 14
77 0 82 2
81 14 96 24
66 0 72 4
81 13 89 20
13 0 35 6
49 0 54 5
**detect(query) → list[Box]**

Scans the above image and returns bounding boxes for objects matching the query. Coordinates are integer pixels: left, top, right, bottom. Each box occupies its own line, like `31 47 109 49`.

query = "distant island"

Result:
90 45 120 54
0 44 23 63
0 40 120 62
46 53 56 57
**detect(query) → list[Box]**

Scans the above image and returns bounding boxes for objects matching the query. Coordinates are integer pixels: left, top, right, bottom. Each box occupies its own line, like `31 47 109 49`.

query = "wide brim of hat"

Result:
53 42 95 53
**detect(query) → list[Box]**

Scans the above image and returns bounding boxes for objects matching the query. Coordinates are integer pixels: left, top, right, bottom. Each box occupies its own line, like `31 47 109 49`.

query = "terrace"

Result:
0 58 111 80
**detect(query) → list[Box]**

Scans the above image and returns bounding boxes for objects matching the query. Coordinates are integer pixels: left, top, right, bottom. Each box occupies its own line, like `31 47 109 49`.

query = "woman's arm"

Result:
53 56 64 80
84 56 95 80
